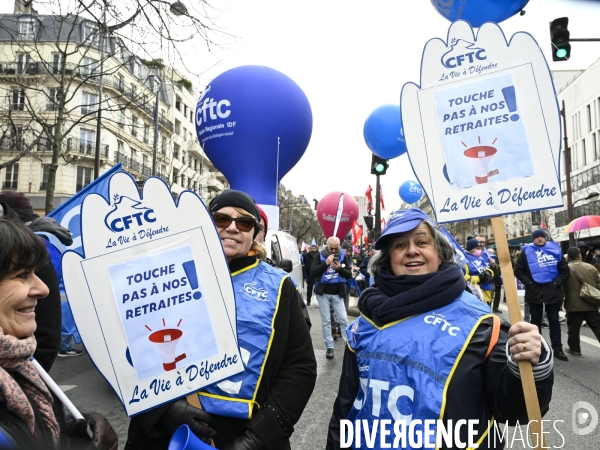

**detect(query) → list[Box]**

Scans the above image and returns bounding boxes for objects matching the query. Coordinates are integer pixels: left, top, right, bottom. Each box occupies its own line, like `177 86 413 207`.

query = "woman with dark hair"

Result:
0 219 117 449
326 208 554 449
126 189 317 450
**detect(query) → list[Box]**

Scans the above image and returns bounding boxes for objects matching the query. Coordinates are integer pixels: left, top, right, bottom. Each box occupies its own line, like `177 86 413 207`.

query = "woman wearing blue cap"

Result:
326 208 554 449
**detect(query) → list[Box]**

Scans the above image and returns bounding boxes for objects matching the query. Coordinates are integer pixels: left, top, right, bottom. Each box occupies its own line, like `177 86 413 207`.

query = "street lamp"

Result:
572 191 600 207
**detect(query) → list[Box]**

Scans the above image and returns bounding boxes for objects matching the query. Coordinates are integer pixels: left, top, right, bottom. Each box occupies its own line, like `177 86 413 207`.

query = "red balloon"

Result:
317 192 359 241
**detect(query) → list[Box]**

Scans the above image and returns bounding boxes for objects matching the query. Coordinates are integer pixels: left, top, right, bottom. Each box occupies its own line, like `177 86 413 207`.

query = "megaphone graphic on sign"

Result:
463 145 499 184
148 328 186 371
169 425 215 450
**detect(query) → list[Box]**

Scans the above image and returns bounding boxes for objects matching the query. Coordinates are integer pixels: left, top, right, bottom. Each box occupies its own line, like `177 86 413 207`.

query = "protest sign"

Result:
62 172 242 416
401 21 562 223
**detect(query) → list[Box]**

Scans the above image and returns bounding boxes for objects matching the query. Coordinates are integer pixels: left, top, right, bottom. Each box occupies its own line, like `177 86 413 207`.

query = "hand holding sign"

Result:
62 173 243 416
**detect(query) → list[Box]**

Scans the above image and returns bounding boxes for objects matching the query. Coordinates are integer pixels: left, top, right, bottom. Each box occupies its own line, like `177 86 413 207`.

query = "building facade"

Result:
0 10 227 215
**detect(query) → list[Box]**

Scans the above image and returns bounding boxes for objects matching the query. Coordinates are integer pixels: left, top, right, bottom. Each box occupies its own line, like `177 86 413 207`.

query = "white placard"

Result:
62 172 242 416
401 21 563 223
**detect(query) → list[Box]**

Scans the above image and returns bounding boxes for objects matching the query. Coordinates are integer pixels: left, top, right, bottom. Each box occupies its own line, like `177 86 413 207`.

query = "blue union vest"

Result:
465 253 493 291
523 242 562 283
318 249 347 285
198 260 286 419
346 291 492 449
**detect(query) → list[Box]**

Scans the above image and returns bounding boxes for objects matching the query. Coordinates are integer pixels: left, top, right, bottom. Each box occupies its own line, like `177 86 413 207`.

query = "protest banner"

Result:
401 21 562 449
62 172 242 416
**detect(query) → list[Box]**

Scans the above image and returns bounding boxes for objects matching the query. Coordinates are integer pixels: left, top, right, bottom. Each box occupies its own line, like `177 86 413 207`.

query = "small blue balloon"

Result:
431 0 530 28
363 105 407 160
399 180 423 204
196 66 313 206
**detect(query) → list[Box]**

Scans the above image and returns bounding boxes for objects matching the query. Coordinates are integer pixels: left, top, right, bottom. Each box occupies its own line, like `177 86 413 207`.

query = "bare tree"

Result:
0 0 233 213
278 184 324 244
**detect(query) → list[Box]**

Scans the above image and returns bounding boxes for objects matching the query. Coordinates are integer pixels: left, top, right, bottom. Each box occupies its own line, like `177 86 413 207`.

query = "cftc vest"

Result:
465 253 493 291
198 260 286 419
523 242 562 284
346 291 493 449
318 249 347 285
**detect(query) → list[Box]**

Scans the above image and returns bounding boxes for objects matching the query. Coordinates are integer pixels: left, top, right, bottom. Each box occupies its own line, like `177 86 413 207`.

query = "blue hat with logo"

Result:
374 208 433 250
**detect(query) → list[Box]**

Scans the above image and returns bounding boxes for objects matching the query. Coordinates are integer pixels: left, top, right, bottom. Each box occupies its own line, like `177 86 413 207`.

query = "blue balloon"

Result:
363 105 407 160
399 180 423 204
196 66 312 205
431 0 530 28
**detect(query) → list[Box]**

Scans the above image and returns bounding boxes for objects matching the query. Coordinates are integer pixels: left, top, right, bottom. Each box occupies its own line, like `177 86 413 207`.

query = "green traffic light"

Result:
556 48 568 58
374 163 385 173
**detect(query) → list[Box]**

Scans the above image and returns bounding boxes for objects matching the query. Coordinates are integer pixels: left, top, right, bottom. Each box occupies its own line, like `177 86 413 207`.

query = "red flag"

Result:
351 220 363 245
364 235 369 246
381 217 386 230
365 185 373 215
380 186 385 211
540 221 548 230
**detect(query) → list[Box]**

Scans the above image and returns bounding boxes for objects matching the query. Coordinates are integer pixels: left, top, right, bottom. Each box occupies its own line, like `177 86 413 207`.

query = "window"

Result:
142 154 149 169
47 88 61 111
193 158 198 171
588 105 592 132
118 74 125 92
82 22 99 46
18 18 35 40
596 133 599 161
144 124 149 143
76 167 92 192
81 92 97 115
3 164 19 189
16 53 31 73
131 85 137 100
118 109 125 128
176 96 182 111
181 151 186 165
133 61 141 78
40 165 50 190
181 174 186 187
11 88 25 110
161 136 167 154
582 139 587 166
173 144 180 160
175 120 181 135
131 116 138 137
189 110 193 123
52 53 64 74
80 129 95 154
183 128 187 141
117 140 124 156
81 57 98 77
161 165 166 177
173 168 179 185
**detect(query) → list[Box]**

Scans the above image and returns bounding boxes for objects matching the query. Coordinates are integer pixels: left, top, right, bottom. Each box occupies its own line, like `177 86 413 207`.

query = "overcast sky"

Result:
5 0 600 214
190 0 600 213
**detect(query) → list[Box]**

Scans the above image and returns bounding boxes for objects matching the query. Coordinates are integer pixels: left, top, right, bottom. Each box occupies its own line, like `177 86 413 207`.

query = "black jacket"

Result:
310 252 353 297
125 256 317 450
326 316 554 449
514 248 570 305
303 252 318 280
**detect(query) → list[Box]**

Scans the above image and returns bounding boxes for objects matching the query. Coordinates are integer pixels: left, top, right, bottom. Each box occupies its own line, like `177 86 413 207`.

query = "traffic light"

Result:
371 154 389 175
550 17 571 61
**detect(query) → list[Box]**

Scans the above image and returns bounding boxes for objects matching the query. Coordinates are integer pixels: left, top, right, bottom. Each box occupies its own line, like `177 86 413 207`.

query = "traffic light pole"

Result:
375 174 381 236
562 101 575 248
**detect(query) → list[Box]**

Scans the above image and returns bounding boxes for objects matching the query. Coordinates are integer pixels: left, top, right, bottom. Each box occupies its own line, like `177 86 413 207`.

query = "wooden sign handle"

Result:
490 216 546 449
187 394 216 447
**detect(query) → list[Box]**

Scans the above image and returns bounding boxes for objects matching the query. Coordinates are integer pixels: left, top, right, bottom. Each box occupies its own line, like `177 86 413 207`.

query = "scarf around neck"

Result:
0 331 60 447
358 262 466 326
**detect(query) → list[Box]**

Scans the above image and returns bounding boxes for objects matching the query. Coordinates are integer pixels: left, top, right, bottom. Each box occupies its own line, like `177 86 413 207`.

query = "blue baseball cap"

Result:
374 208 434 250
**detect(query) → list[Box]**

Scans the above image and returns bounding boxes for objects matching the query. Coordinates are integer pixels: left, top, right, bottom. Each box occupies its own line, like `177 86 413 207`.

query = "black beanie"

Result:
208 189 261 236
532 229 546 240
466 238 482 251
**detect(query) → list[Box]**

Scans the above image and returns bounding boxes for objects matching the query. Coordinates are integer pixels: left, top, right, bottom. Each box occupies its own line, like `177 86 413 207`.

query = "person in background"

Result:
0 218 117 449
310 237 352 359
254 204 268 245
563 247 600 356
359 249 372 287
515 229 570 361
303 245 319 306
0 193 65 369
463 238 495 306
577 241 593 264
326 208 553 449
486 248 503 314
591 248 600 266
126 189 316 450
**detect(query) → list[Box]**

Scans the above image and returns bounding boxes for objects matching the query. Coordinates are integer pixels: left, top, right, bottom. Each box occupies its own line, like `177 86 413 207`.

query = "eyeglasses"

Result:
212 212 256 232
328 246 340 252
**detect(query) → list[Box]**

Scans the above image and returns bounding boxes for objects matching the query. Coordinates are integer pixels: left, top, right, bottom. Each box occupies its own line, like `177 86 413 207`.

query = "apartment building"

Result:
0 10 227 214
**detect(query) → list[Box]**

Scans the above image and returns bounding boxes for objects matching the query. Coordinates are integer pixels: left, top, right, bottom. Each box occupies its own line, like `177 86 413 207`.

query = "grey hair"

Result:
327 236 340 246
368 220 455 275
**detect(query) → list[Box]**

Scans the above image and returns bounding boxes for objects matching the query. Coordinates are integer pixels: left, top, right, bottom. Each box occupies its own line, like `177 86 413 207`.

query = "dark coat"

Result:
310 251 353 297
564 260 600 312
125 256 317 450
514 247 570 305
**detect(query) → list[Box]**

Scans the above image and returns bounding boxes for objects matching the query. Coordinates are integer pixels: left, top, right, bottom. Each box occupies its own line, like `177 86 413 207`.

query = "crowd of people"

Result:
2 185 600 449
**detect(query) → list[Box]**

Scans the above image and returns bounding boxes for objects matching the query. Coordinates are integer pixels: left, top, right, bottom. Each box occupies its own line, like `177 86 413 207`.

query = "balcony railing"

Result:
159 116 174 133
142 165 151 177
115 151 128 166
130 159 141 172
81 106 97 116
2 181 18 189
0 61 40 75
66 137 108 157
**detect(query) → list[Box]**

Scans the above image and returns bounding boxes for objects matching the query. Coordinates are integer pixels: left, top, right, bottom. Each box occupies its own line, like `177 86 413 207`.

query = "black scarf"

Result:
358 262 466 326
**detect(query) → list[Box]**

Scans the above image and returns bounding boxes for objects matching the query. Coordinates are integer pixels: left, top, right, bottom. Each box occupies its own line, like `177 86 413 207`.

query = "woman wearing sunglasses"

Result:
126 190 317 450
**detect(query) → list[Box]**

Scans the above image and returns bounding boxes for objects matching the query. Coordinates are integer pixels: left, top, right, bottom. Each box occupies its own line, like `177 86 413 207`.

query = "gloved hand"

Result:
221 431 268 450
68 412 118 450
158 398 216 443
478 270 493 285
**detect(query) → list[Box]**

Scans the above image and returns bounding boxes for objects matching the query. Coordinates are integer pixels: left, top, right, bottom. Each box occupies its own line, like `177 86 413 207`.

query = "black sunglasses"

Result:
212 212 256 232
